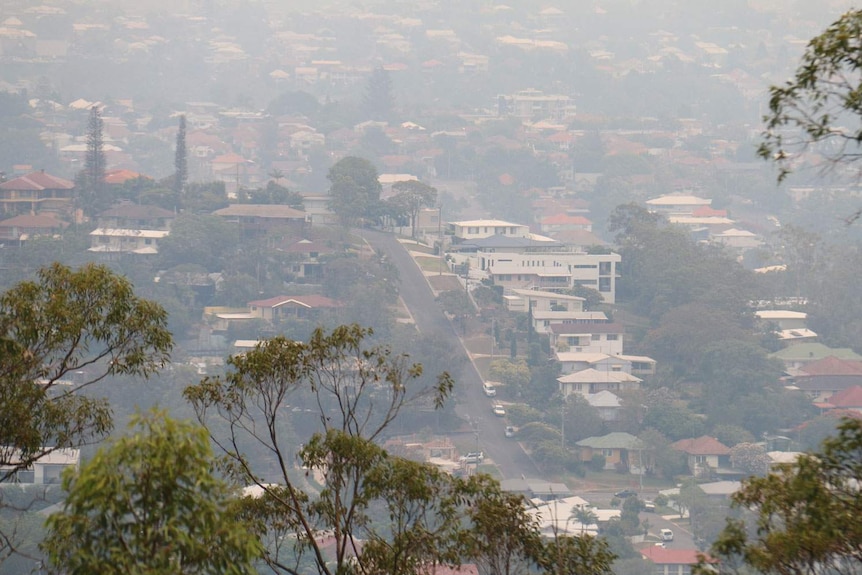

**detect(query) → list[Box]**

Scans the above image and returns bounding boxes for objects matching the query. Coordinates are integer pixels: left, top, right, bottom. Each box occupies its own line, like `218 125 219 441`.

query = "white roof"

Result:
585 390 622 408
511 288 585 301
0 447 79 467
669 216 735 225
451 219 525 227
699 481 741 496
777 328 817 340
646 194 712 206
755 310 807 320
233 339 265 348
531 311 608 321
716 228 758 237
90 228 170 238
557 368 641 384
378 173 418 184
617 354 656 364
767 451 803 465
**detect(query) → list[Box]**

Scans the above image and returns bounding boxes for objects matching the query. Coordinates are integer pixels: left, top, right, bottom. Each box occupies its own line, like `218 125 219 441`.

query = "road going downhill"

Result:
363 229 539 480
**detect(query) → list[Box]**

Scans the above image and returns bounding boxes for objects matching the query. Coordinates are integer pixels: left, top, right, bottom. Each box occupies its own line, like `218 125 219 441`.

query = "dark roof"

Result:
213 204 306 219
458 234 564 249
794 375 862 391
0 171 74 191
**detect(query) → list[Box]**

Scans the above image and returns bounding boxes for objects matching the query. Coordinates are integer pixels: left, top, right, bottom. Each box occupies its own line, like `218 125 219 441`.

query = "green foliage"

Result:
385 180 437 237
238 181 305 208
437 289 474 316
701 418 862 575
158 213 239 272
729 442 771 477
489 358 531 390
711 425 756 448
362 66 395 121
757 9 862 183
327 156 383 226
42 409 261 575
642 404 705 441
540 534 615 575
590 453 607 472
0 263 172 477
174 114 188 194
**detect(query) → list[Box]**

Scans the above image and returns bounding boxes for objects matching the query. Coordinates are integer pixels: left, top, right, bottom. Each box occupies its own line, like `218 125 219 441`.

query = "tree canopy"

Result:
327 156 383 227
42 409 261 575
758 9 862 185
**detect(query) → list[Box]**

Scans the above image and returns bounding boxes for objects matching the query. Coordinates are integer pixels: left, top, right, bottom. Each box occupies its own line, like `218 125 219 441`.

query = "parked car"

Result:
643 500 656 512
660 529 674 542
505 425 516 438
482 383 497 397
614 489 637 498
492 404 506 417
459 451 485 464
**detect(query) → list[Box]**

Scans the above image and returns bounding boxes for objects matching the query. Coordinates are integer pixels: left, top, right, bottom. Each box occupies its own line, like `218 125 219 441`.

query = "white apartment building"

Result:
448 219 531 241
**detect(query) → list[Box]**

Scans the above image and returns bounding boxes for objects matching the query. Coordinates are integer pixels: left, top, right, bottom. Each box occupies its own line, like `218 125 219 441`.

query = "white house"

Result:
555 352 631 375
448 219 531 241
549 322 625 355
645 194 712 216
532 311 609 335
1 448 80 484
557 368 642 398
504 288 585 313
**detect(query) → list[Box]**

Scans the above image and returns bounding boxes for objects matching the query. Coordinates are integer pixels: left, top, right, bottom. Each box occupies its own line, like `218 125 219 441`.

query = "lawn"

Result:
414 255 446 272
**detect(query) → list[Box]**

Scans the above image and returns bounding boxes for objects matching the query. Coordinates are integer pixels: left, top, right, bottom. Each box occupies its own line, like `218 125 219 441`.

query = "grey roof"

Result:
576 432 644 450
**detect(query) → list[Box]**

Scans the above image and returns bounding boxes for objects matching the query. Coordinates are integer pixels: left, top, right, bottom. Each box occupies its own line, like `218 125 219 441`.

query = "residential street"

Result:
363 229 540 480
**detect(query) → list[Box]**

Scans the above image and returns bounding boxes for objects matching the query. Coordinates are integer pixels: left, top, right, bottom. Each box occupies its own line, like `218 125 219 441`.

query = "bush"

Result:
590 453 607 472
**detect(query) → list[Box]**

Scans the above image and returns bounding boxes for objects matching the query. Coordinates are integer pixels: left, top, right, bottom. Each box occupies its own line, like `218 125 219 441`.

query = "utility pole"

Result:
438 203 444 276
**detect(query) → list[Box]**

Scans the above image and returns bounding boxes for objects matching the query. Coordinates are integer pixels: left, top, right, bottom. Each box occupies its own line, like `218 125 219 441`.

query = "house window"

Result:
599 277 611 292
611 366 622 372
599 261 612 275
591 334 600 341
602 449 614 457
607 334 618 341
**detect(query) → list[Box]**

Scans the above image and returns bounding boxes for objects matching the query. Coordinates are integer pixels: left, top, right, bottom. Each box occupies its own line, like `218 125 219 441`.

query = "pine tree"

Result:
81 106 106 215
174 114 188 194
362 66 394 121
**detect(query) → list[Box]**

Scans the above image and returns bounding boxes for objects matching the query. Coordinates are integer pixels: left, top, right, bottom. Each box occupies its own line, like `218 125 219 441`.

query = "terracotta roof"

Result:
800 356 862 376
541 213 592 226
823 386 862 408
0 214 67 228
498 173 515 186
670 436 730 456
640 547 703 565
104 169 149 184
247 295 341 309
691 205 727 217
0 171 74 191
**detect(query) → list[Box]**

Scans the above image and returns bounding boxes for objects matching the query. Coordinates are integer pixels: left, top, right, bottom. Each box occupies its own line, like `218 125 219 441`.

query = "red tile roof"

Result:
0 171 74 191
247 295 341 309
800 356 862 376
826 386 862 408
691 206 727 217
104 169 149 184
670 436 730 456
541 213 592 226
0 214 68 228
640 547 703 565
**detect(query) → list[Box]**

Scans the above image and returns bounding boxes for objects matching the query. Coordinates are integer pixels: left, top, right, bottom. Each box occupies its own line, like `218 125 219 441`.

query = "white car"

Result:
459 452 484 464
660 529 674 542
492 404 506 417
482 383 497 397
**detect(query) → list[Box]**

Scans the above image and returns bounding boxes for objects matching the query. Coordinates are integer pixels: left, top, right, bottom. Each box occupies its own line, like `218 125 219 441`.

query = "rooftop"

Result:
576 432 644 450
670 436 730 456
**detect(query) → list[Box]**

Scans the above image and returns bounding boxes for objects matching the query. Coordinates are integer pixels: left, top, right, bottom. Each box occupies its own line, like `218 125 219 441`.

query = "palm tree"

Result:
570 506 599 535
268 168 285 185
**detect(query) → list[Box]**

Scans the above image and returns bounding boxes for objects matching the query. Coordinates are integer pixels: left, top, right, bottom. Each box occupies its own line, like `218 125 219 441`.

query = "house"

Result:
527 495 606 537
770 344 862 372
539 213 593 234
585 390 623 421
88 202 174 257
0 213 67 243
0 448 79 484
555 352 628 375
645 194 712 216
0 171 74 216
550 322 625 355
576 432 645 472
448 220 531 242
279 238 335 280
670 436 731 477
213 204 308 237
790 355 862 402
816 385 862 412
557 368 642 398
532 311 609 334
504 289 585 314
499 477 572 501
247 295 342 322
640 547 705 575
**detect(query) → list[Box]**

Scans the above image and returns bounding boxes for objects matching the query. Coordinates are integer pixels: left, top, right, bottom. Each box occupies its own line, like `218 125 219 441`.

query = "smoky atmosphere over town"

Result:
2 0 862 574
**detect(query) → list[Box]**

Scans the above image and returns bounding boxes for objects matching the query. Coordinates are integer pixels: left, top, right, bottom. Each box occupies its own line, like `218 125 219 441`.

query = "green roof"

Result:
576 432 644 450
770 343 862 362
